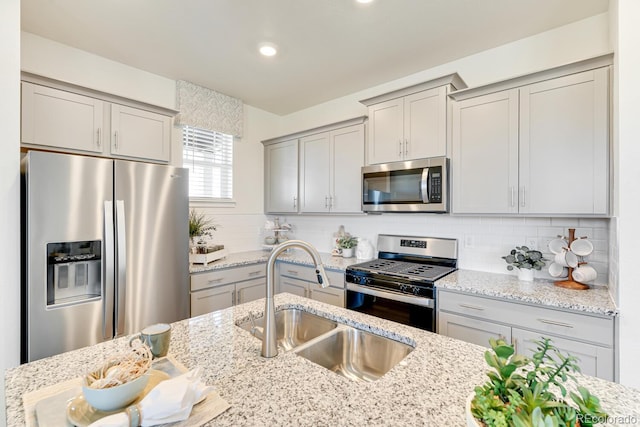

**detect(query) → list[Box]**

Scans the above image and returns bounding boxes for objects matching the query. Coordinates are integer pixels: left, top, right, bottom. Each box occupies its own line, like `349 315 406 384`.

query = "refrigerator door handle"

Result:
103 201 115 339
115 200 127 337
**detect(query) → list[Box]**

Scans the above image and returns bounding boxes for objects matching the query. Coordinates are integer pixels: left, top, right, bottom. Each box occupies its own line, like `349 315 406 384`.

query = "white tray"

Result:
189 248 228 264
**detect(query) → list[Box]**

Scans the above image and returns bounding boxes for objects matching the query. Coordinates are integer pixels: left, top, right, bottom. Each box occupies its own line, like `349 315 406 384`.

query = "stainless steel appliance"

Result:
345 234 457 332
362 156 448 213
21 151 189 362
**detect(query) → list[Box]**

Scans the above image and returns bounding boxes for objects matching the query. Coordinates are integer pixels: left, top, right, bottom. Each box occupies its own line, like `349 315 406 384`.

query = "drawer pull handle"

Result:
248 271 262 276
459 303 485 311
537 318 574 328
208 278 224 284
286 270 299 276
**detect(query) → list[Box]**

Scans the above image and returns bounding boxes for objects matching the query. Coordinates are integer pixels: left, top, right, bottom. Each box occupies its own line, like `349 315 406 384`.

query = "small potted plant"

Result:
468 337 607 427
336 234 358 258
502 246 546 281
188 209 217 252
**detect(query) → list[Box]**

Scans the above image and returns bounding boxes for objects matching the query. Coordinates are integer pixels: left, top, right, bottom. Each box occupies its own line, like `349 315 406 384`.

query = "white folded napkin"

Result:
89 367 214 427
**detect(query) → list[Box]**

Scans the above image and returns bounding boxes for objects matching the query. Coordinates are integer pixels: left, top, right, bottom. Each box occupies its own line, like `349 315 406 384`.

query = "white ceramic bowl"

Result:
82 373 149 412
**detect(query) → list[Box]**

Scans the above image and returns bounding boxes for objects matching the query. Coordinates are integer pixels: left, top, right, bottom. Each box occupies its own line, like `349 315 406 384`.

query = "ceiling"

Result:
21 0 609 116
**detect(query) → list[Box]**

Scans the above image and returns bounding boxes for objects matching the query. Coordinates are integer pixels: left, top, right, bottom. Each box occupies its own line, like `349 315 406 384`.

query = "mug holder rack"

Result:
554 228 589 290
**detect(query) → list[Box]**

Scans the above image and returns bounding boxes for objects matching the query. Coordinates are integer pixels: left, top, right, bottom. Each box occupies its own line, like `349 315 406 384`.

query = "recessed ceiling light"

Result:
356 0 374 3
258 43 278 57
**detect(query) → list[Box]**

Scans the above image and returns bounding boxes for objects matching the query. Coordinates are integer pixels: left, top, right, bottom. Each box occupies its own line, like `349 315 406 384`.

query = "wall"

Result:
269 14 612 284
612 0 640 390
271 13 611 138
189 104 279 252
21 32 176 110
0 0 21 424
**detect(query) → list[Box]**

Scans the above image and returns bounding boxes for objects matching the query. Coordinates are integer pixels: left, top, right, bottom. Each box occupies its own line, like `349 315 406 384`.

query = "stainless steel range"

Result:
345 234 458 332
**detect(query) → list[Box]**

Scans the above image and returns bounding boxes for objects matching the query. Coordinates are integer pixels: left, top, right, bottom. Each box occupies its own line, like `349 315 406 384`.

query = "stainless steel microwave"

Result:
362 157 449 213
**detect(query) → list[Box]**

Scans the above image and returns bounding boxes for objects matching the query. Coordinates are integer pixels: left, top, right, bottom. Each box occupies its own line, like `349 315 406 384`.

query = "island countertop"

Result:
5 294 639 426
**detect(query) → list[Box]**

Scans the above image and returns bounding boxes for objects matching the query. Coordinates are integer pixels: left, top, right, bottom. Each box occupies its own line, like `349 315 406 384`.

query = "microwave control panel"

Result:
429 167 442 203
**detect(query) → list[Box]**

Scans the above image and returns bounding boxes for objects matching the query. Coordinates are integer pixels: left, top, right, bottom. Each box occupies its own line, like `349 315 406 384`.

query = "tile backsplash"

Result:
274 214 610 286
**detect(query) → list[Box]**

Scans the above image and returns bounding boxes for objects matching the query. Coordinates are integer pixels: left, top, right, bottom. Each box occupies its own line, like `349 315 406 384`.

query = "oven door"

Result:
346 283 435 332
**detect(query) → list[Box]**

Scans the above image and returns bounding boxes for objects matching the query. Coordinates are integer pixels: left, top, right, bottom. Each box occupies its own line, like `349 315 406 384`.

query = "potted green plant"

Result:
468 338 607 427
502 246 547 281
188 209 217 250
336 234 358 258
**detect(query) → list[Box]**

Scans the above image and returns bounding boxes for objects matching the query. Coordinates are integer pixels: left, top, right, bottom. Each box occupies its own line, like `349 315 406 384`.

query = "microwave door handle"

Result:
421 167 430 203
103 201 115 340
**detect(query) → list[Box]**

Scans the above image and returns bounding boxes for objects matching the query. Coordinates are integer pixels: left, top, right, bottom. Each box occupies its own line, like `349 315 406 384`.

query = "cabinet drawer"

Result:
310 286 345 308
190 283 235 317
191 263 266 292
438 290 613 347
278 262 345 288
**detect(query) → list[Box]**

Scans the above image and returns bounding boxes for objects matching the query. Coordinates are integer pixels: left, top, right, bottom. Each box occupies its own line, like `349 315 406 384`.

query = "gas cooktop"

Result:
347 259 456 283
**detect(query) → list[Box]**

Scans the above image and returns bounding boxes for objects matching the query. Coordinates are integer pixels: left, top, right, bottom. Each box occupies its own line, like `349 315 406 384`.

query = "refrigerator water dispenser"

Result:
47 241 102 306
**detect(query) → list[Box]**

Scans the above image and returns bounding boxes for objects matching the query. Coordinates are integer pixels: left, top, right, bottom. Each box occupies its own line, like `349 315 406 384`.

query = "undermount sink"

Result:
237 308 338 351
295 327 414 382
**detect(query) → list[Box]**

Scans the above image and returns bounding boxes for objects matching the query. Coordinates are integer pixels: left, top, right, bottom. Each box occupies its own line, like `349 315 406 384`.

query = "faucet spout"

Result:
262 240 330 358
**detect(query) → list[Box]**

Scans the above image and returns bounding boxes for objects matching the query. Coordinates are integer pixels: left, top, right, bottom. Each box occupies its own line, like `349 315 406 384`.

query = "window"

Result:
182 126 233 200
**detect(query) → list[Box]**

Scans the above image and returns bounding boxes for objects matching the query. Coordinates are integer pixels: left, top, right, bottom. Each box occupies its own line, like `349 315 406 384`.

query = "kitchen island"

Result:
6 293 640 426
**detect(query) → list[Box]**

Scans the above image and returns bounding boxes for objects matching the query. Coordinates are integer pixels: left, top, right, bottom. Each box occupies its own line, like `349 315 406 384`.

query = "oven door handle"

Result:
346 282 434 308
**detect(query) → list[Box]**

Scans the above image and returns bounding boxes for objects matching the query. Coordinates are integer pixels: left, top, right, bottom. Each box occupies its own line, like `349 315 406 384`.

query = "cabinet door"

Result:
330 124 365 213
278 276 309 298
21 82 105 154
265 139 299 213
299 132 331 212
438 311 511 348
519 68 609 215
404 87 447 160
236 278 267 305
367 98 404 164
190 283 235 317
511 328 614 381
110 104 171 163
452 89 519 214
309 286 345 307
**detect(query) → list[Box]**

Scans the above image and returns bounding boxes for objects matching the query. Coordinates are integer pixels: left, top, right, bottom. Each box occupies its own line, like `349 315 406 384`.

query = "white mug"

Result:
573 265 597 283
570 238 594 257
554 250 578 268
548 238 568 255
548 262 568 278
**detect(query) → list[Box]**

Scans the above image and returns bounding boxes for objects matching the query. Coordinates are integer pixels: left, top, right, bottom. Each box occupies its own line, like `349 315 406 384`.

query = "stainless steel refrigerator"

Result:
21 151 189 362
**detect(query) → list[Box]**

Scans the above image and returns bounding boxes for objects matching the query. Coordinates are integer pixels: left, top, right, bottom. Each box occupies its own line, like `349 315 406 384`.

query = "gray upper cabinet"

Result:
450 54 611 216
21 80 173 163
263 117 366 215
360 74 466 165
264 138 299 213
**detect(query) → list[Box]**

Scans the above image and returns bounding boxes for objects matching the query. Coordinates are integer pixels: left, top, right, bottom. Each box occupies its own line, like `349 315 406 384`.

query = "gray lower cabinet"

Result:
277 262 345 307
190 263 266 317
437 289 615 381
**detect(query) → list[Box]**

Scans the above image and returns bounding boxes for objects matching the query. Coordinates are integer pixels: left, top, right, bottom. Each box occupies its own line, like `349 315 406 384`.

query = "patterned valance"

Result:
175 80 243 138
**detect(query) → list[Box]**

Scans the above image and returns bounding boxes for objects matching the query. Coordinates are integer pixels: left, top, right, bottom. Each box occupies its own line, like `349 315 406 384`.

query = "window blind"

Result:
183 126 233 200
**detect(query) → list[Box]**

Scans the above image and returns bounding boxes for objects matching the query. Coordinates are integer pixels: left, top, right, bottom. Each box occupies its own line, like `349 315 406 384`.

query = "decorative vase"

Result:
517 268 534 281
341 247 355 258
466 392 481 427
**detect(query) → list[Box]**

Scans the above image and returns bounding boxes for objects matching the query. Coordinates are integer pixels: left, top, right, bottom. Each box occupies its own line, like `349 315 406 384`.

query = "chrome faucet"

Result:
262 240 330 358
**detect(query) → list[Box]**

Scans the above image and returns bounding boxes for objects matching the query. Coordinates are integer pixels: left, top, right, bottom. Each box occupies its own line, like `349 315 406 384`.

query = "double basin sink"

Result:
237 308 414 382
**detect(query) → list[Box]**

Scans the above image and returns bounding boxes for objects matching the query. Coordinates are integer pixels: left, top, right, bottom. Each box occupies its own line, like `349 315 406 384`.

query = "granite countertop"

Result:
5 294 639 426
189 249 364 274
191 250 618 318
437 270 618 317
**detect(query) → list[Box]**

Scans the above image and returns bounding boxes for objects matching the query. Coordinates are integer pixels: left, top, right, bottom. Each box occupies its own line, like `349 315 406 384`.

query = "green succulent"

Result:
471 338 607 427
502 246 547 271
336 234 358 249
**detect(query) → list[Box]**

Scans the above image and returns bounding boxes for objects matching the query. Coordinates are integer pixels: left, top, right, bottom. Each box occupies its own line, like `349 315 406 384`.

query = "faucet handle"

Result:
315 264 331 288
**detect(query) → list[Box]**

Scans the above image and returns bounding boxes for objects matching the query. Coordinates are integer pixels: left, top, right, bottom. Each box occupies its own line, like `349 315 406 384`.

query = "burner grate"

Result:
349 259 454 281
